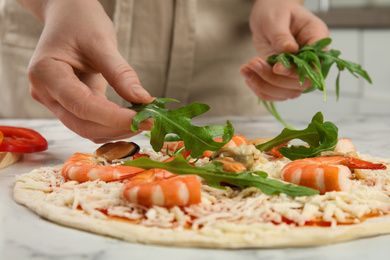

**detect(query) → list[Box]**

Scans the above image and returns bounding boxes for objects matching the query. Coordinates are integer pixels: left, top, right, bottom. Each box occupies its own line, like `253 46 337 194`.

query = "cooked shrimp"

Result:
268 139 356 159
162 140 185 153
212 157 247 172
225 134 250 146
203 135 249 157
62 153 144 183
334 138 356 153
281 156 386 194
268 141 289 158
162 134 249 158
122 168 201 207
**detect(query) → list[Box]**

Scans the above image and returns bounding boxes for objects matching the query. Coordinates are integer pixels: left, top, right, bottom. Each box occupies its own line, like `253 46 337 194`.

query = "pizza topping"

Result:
61 152 145 182
162 134 250 159
128 99 339 165
203 134 249 158
0 126 48 153
209 142 255 169
211 157 247 173
319 138 359 159
162 140 185 155
281 156 386 194
122 168 201 207
256 112 338 160
124 153 319 197
94 141 140 162
129 98 234 158
267 142 289 159
14 149 390 232
334 138 356 153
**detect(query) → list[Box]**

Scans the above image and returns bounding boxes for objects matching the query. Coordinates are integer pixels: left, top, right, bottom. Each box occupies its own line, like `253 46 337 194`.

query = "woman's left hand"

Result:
240 0 329 101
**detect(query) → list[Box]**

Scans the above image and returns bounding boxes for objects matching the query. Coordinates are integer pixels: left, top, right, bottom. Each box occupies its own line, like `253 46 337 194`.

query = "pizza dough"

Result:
13 149 390 248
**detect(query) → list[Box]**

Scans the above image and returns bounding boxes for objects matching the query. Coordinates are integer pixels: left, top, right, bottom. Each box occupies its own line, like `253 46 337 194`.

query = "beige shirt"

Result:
0 0 266 118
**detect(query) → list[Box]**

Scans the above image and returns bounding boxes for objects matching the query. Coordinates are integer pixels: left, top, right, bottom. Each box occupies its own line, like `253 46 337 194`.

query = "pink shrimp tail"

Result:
281 156 386 194
62 153 144 182
338 156 387 170
122 169 201 207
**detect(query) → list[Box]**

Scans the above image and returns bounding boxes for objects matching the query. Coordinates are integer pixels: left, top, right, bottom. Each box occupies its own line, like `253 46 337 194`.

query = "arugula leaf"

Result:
129 98 234 158
265 37 372 129
163 135 182 142
310 37 332 51
123 154 319 197
267 37 371 98
256 112 338 160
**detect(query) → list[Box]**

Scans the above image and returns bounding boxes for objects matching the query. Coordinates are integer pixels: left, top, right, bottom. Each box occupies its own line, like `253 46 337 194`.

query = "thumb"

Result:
265 15 299 54
93 50 154 104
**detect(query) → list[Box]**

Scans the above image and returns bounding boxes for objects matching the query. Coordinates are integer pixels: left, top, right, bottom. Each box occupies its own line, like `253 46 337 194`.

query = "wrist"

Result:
15 0 49 23
16 0 104 24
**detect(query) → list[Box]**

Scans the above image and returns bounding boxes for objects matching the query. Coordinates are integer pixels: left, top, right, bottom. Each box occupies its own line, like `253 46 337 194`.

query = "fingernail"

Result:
240 67 253 80
131 84 151 99
282 40 293 48
254 60 263 72
274 63 291 75
140 118 154 131
281 40 298 53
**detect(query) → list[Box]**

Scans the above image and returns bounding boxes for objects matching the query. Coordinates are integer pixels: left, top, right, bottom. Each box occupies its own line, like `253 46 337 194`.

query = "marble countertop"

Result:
1 115 390 260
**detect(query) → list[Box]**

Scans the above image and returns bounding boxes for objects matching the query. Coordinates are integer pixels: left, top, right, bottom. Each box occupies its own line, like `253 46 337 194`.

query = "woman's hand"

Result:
18 0 154 143
241 0 329 101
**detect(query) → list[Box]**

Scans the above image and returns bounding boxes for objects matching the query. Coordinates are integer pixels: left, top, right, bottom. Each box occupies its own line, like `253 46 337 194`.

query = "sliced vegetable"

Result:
129 98 234 158
0 126 48 153
256 112 338 160
0 131 3 145
124 154 319 197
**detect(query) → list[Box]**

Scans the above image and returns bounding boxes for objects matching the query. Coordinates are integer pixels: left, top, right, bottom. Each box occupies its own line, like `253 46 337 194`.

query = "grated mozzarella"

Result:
14 147 390 233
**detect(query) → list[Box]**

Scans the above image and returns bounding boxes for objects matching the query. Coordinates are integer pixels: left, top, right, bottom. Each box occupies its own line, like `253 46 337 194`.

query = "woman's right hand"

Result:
18 0 154 143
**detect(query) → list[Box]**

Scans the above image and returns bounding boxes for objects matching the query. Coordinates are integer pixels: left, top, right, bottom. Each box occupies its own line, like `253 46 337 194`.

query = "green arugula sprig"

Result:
256 112 338 160
129 98 234 158
260 101 296 130
267 38 372 100
264 38 372 129
124 154 319 197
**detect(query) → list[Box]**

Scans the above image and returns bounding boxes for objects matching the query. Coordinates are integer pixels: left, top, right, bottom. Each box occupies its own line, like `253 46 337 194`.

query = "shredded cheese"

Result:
14 147 390 233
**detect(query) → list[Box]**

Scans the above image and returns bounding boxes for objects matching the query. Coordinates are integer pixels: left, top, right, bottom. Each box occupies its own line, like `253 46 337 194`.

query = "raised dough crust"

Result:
13 166 390 249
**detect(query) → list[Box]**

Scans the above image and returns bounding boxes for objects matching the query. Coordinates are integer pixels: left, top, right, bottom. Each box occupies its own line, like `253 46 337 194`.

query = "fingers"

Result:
240 58 311 101
87 48 155 104
76 72 107 98
272 62 294 76
25 0 155 142
250 0 329 58
293 11 330 47
260 11 300 54
28 58 153 142
49 101 144 143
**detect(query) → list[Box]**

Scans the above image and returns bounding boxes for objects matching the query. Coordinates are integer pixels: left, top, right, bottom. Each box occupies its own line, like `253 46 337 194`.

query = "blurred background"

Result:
278 0 390 121
1 0 389 121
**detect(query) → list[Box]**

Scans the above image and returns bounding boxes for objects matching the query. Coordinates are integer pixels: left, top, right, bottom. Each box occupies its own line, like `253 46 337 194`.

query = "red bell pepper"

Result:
0 126 48 153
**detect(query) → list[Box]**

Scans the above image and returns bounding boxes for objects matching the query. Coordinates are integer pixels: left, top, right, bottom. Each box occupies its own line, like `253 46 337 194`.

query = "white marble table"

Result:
1 115 390 260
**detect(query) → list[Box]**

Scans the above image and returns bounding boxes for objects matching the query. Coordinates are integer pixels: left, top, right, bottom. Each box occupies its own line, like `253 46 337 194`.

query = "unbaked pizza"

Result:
13 122 390 248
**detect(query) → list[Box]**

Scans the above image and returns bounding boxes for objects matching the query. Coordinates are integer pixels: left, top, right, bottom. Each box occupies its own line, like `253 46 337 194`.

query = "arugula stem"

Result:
311 62 327 102
261 100 296 130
